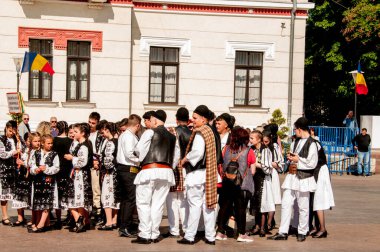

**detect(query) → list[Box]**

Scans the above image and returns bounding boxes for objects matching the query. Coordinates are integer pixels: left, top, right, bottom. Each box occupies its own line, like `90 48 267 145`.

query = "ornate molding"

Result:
18 27 103 52
225 41 275 61
229 106 270 113
140 36 191 58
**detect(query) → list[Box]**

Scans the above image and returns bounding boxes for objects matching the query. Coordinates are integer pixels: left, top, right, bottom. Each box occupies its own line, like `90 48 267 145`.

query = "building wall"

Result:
0 0 311 129
131 10 307 127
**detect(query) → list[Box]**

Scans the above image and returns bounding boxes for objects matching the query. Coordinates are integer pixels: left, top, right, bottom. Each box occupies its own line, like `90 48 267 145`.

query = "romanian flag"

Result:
21 52 55 75
355 63 368 95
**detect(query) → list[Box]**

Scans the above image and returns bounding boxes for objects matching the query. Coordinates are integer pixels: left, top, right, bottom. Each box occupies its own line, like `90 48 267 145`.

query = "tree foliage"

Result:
304 0 380 126
269 109 289 139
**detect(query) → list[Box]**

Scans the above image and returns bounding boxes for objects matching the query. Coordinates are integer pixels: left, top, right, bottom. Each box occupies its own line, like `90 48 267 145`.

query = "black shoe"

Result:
204 239 215 245
297 234 306 242
312 231 328 238
162 232 180 238
13 219 26 227
248 227 260 236
259 230 266 237
75 216 86 233
309 229 318 236
98 225 113 231
267 233 288 240
152 236 163 243
119 228 137 238
112 224 118 230
29 226 45 233
177 238 194 245
224 225 235 238
2 218 13 226
131 236 151 244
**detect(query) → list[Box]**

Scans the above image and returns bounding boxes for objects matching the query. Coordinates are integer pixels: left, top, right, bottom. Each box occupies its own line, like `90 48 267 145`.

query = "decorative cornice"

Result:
140 36 191 58
226 41 275 61
58 0 312 16
18 27 103 52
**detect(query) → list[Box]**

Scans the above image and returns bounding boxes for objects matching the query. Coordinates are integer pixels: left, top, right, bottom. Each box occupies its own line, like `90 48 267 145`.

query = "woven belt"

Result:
142 163 171 170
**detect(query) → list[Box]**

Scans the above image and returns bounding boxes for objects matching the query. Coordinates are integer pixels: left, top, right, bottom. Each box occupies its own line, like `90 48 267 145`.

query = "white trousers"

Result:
184 184 216 242
278 189 310 235
136 180 170 239
166 191 189 235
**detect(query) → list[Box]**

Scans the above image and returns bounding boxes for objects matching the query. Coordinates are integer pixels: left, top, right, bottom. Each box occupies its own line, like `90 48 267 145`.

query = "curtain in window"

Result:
30 70 39 99
150 65 162 102
234 69 246 105
68 61 77 100
248 69 261 105
41 72 50 99
164 66 177 102
80 61 88 100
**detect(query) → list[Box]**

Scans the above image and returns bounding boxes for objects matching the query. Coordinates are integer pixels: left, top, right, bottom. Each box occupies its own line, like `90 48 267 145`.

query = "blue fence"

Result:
310 126 370 175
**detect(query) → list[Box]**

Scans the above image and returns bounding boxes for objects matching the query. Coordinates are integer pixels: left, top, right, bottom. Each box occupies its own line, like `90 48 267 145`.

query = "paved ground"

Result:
1 174 380 252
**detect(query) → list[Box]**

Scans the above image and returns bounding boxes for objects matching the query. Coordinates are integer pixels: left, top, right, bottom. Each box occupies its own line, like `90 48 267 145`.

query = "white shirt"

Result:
220 132 229 151
185 132 206 186
89 131 98 154
116 129 139 166
133 128 180 185
282 138 318 192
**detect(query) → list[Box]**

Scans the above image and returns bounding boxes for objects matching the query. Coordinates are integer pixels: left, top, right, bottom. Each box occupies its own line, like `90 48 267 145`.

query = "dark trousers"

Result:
217 179 252 235
116 165 137 230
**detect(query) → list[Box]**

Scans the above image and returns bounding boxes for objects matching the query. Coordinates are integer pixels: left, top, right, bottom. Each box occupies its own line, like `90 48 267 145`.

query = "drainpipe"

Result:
128 11 134 115
287 0 297 130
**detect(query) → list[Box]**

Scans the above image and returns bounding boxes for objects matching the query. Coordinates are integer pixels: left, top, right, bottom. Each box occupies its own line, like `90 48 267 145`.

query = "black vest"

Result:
141 126 176 167
293 137 318 179
73 140 94 171
175 125 192 159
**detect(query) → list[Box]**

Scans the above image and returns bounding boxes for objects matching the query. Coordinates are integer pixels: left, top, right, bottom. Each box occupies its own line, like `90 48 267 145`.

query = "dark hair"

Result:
97 119 108 131
4 120 17 145
102 122 118 137
89 112 101 122
74 123 90 138
362 128 367 131
262 130 274 153
229 126 249 151
57 121 69 135
143 111 154 120
263 123 278 145
294 117 309 131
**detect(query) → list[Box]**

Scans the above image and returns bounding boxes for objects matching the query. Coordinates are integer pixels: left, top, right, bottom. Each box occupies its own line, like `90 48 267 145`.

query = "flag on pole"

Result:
355 62 368 95
21 52 55 75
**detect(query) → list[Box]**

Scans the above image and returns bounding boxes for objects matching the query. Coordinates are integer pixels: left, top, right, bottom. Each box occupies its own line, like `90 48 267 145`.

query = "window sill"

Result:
61 102 96 109
229 107 270 113
24 101 59 108
143 103 186 111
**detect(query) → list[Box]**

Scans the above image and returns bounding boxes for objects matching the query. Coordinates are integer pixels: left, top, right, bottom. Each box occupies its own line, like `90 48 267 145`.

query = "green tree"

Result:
269 109 289 139
304 0 380 126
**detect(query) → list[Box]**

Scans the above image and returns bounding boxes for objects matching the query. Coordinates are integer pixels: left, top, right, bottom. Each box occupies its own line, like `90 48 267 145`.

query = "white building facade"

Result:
0 0 314 128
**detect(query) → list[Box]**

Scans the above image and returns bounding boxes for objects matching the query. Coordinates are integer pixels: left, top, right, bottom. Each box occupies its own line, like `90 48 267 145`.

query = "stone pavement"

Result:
1 174 380 252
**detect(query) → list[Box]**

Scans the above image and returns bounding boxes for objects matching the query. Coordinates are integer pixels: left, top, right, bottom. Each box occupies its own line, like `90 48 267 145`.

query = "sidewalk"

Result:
0 174 379 251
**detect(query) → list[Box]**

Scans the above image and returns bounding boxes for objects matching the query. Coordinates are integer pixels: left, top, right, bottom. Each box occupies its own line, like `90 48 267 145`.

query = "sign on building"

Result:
6 92 24 114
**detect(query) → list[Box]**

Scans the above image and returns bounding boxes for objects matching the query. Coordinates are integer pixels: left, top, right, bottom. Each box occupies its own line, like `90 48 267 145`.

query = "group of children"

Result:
0 109 335 243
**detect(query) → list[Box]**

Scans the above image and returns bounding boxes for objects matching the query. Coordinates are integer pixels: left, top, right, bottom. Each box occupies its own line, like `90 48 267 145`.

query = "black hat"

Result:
194 105 212 120
143 111 155 120
218 113 235 129
152 110 167 123
176 107 189 122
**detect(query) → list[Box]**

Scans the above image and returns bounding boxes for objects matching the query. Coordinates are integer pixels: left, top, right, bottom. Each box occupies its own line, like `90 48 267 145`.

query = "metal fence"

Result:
310 126 371 175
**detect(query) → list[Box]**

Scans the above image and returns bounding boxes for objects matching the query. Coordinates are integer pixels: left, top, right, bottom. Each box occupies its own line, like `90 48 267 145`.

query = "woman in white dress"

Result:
64 123 93 233
98 122 120 231
262 131 283 231
249 130 275 237
310 139 335 238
